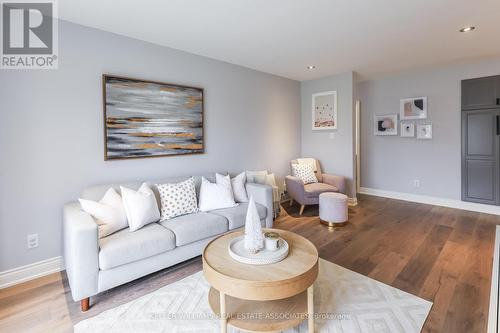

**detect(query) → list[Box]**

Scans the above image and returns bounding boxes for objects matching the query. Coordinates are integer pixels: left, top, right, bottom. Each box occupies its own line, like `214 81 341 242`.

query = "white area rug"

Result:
74 259 432 332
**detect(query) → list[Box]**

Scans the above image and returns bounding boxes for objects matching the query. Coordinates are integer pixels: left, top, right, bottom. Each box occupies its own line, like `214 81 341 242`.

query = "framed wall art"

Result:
374 114 398 136
417 124 433 139
312 91 337 130
400 123 415 137
103 75 204 160
400 97 427 120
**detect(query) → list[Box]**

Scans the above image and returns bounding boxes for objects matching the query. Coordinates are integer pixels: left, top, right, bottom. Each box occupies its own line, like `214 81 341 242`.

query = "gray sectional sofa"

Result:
62 173 273 310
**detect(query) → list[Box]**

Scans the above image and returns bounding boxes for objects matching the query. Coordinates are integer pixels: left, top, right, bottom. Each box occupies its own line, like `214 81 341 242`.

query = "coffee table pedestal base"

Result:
209 286 314 333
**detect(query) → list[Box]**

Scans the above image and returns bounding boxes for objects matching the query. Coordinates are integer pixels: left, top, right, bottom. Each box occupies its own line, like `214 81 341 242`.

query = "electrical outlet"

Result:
27 234 38 249
329 133 335 139
413 180 420 188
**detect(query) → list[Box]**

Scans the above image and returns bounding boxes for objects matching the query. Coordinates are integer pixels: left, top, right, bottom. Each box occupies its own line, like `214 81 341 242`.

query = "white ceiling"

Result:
59 0 500 81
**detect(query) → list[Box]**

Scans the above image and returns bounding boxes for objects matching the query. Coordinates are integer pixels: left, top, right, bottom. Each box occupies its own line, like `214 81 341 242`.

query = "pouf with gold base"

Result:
319 192 348 228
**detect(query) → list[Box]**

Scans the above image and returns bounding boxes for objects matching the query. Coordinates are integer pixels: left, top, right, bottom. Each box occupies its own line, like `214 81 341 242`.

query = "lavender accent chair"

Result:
285 159 346 215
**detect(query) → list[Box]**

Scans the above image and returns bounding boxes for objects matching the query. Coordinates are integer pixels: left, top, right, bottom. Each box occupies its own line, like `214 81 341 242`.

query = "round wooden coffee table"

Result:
203 228 319 333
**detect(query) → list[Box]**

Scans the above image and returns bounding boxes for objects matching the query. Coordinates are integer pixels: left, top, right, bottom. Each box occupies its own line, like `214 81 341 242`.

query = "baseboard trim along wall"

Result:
487 226 500 333
2 189 491 290
359 187 500 216
0 256 64 289
0 194 358 289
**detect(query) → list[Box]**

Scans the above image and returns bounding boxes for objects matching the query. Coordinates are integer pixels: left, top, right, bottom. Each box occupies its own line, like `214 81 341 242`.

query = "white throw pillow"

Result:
199 176 237 211
120 183 160 232
231 172 248 203
156 178 198 221
79 188 128 238
216 173 235 201
246 170 268 184
292 163 318 184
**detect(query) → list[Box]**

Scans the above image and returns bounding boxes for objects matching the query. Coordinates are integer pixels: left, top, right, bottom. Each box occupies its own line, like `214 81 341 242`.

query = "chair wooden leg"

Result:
81 297 90 312
289 199 293 207
299 204 305 215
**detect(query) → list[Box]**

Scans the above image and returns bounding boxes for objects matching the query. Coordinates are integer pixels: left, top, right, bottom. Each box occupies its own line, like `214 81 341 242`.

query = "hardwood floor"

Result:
1 194 499 332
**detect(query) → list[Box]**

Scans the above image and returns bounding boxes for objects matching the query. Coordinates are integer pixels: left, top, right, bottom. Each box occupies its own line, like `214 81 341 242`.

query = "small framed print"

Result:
374 114 398 136
417 124 433 139
400 123 415 137
400 97 427 120
312 91 337 130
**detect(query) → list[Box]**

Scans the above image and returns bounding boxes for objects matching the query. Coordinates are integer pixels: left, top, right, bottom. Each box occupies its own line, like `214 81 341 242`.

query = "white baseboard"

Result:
488 226 500 333
0 189 493 290
358 187 500 216
0 256 64 289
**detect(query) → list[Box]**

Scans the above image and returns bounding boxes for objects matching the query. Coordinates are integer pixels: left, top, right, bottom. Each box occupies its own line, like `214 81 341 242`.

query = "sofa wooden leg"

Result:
81 297 90 312
289 199 293 207
299 205 305 215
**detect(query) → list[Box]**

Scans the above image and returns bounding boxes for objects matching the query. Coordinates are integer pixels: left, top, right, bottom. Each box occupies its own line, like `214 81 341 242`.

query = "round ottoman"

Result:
319 192 348 228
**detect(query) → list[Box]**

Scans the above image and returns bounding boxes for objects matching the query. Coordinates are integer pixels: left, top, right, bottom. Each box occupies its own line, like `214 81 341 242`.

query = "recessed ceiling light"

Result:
460 26 475 32
307 65 316 70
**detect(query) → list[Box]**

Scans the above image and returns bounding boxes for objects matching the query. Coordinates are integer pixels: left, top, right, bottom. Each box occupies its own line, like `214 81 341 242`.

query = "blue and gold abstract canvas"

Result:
103 75 204 160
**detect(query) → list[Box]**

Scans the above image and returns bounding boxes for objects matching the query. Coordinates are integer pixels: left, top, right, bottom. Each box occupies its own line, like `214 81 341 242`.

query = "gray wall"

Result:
359 59 500 199
0 21 301 271
300 72 356 197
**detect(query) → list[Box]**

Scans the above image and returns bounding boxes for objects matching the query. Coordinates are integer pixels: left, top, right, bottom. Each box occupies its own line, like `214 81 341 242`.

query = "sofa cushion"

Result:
304 182 338 198
157 178 198 221
210 203 267 230
160 212 228 246
99 223 175 270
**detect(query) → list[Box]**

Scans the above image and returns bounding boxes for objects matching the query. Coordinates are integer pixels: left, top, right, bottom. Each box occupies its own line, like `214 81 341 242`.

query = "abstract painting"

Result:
417 124 433 139
374 114 398 136
400 97 427 120
103 75 204 160
400 122 415 137
312 91 337 130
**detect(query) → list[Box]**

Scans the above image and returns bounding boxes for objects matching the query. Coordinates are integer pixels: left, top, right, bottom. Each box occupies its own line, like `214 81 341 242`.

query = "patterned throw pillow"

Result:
292 163 318 184
156 178 198 221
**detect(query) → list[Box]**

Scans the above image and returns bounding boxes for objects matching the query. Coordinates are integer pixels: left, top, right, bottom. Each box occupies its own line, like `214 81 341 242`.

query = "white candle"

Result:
264 232 279 251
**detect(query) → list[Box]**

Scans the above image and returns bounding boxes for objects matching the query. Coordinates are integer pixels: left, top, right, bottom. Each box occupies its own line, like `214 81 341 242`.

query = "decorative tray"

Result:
228 236 289 265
